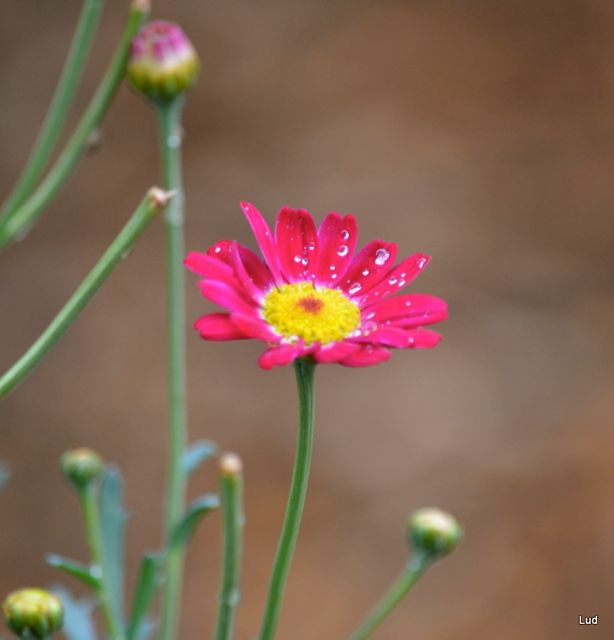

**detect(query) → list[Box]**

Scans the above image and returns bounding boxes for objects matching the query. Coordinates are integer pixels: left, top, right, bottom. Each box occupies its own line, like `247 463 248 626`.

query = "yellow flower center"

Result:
262 282 360 345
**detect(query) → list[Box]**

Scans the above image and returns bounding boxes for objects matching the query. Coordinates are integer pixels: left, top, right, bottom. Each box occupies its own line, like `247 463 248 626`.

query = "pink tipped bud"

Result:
127 21 200 103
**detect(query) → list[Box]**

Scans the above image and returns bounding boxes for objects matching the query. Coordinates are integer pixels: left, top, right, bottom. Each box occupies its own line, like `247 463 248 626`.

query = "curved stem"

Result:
0 0 105 220
347 553 432 640
0 1 149 250
158 97 189 640
0 188 169 400
215 458 244 640
259 357 316 640
80 483 124 639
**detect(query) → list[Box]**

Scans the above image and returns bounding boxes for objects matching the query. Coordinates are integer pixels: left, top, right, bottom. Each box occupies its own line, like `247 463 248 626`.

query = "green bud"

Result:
60 448 104 490
408 507 463 558
3 589 63 639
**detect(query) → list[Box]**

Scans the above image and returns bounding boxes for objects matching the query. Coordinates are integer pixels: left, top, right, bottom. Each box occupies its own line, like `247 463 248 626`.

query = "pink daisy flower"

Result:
185 203 448 369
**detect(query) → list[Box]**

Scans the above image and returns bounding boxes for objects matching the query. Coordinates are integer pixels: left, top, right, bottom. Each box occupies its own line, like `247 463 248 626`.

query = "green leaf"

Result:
46 554 100 590
182 440 218 475
99 466 128 626
127 553 163 640
170 494 220 549
50 585 98 640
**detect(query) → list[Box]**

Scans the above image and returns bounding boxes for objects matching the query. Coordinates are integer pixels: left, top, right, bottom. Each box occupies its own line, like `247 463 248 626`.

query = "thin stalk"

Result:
347 553 432 640
215 455 244 640
0 0 105 220
259 357 316 640
0 0 149 250
80 483 124 639
0 188 170 400
157 97 189 640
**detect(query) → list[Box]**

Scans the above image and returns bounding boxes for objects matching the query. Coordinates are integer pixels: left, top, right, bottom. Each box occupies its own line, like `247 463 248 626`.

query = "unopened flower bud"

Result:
128 21 200 103
219 452 243 477
3 589 63 638
408 507 463 558
60 448 104 490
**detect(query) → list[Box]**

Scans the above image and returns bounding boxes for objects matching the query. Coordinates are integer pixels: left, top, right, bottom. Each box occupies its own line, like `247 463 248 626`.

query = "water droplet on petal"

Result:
374 248 390 266
388 277 398 285
214 246 221 253
301 257 308 266
365 311 376 320
405 300 412 306
417 257 427 269
337 245 349 257
329 264 336 271
293 255 302 263
361 269 370 276
308 241 316 251
331 273 337 279
398 279 406 287
348 283 362 295
340 229 350 240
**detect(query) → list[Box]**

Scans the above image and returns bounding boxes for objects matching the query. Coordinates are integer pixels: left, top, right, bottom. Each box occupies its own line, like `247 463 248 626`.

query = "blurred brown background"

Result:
2 1 614 638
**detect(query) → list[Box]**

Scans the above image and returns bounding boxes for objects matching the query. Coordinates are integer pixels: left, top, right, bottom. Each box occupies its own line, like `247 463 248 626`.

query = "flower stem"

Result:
0 188 169 401
0 0 149 251
157 97 189 640
80 483 125 640
347 553 432 640
215 456 244 640
0 0 105 221
259 357 317 640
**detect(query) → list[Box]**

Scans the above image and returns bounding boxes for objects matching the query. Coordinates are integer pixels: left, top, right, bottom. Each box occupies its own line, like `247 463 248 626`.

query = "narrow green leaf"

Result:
127 553 163 640
50 585 98 640
170 494 220 549
182 440 218 475
99 466 128 626
46 554 100 590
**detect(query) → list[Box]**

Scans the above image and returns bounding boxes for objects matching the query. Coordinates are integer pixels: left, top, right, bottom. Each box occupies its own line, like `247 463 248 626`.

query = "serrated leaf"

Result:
127 552 163 640
46 554 100 590
50 585 98 640
182 440 218 475
170 494 220 549
99 466 128 626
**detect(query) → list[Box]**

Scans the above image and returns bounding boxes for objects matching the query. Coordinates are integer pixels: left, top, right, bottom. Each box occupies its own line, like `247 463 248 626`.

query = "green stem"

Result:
80 483 125 640
158 97 189 640
0 0 105 221
259 357 316 640
215 458 244 640
0 1 149 250
347 553 432 640
0 188 169 400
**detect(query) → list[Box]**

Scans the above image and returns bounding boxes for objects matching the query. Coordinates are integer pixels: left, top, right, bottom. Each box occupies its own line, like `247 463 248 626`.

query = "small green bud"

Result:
408 507 463 558
60 448 104 490
127 21 200 104
3 589 63 639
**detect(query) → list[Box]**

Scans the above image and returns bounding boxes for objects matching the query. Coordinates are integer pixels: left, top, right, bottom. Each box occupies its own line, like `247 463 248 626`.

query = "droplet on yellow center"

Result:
262 281 360 345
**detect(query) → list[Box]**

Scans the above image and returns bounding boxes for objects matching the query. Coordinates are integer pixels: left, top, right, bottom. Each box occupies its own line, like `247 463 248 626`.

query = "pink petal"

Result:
230 312 278 342
198 280 258 316
258 343 304 369
362 294 447 326
228 241 266 302
313 341 360 364
237 245 274 291
351 326 442 349
339 240 397 298
184 251 236 286
340 345 392 367
240 202 284 285
315 212 358 286
194 313 248 341
356 253 431 307
275 207 319 282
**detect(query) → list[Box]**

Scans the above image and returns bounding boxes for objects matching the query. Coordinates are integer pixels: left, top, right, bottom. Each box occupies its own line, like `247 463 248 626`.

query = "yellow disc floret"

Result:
263 282 360 345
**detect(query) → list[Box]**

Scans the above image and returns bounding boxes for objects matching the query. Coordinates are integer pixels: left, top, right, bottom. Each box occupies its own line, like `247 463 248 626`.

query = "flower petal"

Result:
315 212 358 286
237 245 274 291
339 345 391 367
228 241 267 302
275 207 319 282
230 312 278 342
194 313 248 341
198 280 258 316
362 294 447 326
240 202 284 285
313 341 360 364
356 253 431 307
184 251 236 286
258 343 304 369
352 326 442 349
339 240 397 298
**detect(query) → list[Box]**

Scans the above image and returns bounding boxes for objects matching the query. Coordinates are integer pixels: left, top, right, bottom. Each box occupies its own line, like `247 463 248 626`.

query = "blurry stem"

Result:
215 459 244 640
80 483 124 639
0 1 149 251
158 97 189 640
259 357 316 640
0 0 105 220
347 552 432 640
0 188 169 400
